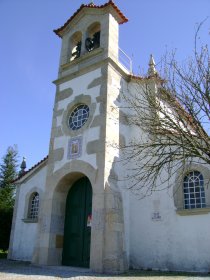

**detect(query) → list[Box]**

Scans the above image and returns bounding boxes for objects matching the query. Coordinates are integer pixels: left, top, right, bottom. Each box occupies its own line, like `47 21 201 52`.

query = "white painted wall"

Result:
11 165 47 261
118 79 210 272
127 188 210 272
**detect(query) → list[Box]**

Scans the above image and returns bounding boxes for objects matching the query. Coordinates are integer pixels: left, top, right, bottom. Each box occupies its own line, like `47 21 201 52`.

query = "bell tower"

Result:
54 0 128 78
36 1 129 273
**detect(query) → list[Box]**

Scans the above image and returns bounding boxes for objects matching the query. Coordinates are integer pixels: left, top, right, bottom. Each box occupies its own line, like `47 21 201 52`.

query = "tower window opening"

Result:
93 31 100 48
72 41 81 59
85 22 101 52
70 31 82 61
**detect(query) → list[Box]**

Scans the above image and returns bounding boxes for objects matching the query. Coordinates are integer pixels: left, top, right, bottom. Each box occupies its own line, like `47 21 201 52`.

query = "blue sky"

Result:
0 0 209 170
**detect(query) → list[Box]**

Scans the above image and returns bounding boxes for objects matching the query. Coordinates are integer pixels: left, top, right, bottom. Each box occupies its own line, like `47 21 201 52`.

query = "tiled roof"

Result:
54 0 128 38
14 155 48 183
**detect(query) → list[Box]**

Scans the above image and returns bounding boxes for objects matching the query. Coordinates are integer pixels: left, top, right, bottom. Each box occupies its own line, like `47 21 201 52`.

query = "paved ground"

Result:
0 259 210 280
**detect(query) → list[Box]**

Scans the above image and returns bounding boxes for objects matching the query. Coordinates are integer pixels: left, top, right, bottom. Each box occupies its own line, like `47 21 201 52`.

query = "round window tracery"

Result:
69 104 89 130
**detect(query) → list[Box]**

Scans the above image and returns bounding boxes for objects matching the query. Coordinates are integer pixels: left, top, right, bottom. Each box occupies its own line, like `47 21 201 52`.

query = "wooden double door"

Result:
62 177 92 267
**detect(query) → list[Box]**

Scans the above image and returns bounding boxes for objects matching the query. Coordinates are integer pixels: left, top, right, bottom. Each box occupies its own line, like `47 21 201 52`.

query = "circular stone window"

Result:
68 104 89 130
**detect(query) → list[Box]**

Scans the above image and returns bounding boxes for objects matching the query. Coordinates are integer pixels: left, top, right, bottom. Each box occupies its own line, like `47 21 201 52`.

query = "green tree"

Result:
0 146 18 251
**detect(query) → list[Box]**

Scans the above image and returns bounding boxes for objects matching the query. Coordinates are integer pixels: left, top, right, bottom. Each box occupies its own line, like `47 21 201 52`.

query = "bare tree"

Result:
119 22 210 197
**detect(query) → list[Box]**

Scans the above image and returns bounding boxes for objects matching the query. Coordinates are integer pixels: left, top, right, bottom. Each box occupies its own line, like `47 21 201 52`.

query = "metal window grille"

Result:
29 192 39 219
183 171 206 209
69 104 89 130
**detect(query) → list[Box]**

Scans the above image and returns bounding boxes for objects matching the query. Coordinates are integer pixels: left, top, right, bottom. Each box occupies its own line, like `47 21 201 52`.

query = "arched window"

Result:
183 171 206 209
28 192 39 220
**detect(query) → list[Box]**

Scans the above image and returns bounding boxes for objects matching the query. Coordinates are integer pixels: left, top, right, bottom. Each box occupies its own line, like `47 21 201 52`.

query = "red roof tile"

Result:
54 0 128 38
129 74 165 83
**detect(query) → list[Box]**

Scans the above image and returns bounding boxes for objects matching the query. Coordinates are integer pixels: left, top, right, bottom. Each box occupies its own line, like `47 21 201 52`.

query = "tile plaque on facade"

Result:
68 136 82 159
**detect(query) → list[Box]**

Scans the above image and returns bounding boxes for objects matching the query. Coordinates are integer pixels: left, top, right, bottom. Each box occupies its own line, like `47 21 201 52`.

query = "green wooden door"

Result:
62 177 92 267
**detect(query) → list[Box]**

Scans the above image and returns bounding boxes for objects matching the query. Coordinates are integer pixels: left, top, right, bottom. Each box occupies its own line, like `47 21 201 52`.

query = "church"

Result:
8 1 210 273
